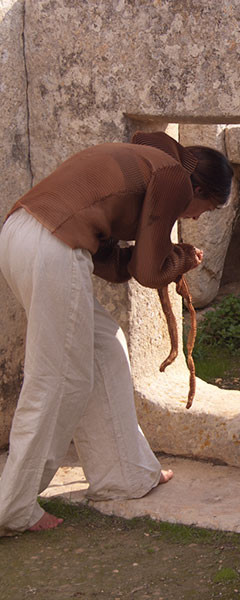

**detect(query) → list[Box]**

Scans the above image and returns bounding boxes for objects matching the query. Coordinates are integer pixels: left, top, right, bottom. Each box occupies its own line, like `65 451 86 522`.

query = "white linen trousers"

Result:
0 209 161 535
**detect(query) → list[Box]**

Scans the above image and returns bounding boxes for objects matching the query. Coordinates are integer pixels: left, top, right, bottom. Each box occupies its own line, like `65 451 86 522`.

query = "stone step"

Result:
36 451 240 534
1 445 240 533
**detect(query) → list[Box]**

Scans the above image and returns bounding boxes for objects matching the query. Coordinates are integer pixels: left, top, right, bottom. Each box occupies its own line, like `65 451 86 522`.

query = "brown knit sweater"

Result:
6 131 198 289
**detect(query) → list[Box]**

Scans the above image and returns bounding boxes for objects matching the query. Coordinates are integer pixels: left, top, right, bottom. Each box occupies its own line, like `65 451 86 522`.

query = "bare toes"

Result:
159 469 173 484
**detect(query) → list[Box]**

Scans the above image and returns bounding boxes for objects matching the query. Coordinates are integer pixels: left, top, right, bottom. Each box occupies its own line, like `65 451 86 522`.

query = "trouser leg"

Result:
0 211 94 533
73 298 161 500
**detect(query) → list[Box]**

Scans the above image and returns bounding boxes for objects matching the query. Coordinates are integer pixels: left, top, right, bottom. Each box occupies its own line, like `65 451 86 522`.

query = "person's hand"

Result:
190 246 203 269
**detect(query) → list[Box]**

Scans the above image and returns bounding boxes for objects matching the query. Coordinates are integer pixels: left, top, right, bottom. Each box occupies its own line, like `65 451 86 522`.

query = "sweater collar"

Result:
131 131 197 175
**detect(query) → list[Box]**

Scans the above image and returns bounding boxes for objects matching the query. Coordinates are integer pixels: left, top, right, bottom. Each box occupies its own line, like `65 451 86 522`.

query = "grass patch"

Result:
194 347 240 383
38 497 239 547
183 295 240 388
213 567 239 583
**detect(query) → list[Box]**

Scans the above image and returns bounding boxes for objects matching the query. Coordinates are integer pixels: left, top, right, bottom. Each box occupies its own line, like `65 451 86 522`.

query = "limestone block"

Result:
179 124 226 152
0 0 31 448
93 266 184 382
23 0 240 184
0 284 26 448
92 277 130 345
0 0 31 220
179 125 239 307
180 188 238 307
225 126 240 164
128 277 184 382
135 372 240 468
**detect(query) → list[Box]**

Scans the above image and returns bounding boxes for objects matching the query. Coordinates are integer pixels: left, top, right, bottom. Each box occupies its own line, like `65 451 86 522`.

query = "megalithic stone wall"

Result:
1 0 240 461
0 1 31 447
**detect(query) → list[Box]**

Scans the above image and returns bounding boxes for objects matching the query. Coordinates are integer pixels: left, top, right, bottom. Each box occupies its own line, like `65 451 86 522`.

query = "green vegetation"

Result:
183 294 240 386
193 346 240 384
194 295 240 356
213 567 239 583
38 498 229 544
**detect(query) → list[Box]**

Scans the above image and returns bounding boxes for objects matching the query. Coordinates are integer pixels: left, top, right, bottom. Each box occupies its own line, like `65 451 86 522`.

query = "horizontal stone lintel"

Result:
125 113 240 126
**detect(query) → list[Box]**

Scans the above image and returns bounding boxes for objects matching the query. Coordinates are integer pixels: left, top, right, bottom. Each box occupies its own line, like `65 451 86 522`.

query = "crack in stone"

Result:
22 0 33 187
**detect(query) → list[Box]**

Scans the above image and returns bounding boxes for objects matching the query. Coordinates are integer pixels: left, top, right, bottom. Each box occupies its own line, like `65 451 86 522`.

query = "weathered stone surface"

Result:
0 292 26 448
0 0 31 448
179 124 227 153
225 125 240 164
69 455 240 532
179 124 239 307
32 447 240 532
1 0 240 451
92 276 130 344
179 195 239 308
0 0 31 221
2 446 240 532
24 0 240 184
135 373 240 468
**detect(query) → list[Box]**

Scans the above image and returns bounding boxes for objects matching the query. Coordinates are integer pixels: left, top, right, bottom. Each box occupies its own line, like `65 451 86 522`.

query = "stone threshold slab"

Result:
42 454 240 534
1 446 240 534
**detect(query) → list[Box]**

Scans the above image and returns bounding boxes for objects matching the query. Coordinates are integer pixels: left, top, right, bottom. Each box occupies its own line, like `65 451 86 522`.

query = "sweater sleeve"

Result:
127 164 197 288
92 238 134 283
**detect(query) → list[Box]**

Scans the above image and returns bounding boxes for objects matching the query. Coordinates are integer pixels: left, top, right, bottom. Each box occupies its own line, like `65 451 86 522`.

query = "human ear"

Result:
194 186 204 197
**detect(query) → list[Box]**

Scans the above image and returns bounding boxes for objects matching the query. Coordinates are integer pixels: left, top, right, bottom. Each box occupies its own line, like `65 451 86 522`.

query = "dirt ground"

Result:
1 498 240 600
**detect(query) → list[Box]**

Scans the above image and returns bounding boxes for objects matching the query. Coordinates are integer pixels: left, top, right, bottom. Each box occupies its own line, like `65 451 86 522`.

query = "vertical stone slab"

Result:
179 124 239 307
24 0 131 184
125 123 186 376
225 126 240 164
0 0 31 447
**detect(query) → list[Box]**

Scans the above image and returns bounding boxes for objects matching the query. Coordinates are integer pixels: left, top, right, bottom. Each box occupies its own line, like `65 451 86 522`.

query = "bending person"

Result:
0 131 233 535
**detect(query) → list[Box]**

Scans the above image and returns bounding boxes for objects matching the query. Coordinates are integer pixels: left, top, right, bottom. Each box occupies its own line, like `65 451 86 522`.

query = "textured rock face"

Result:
225 126 240 164
0 1 32 222
179 190 239 308
179 125 239 308
135 374 240 469
22 0 240 183
0 0 30 447
0 0 240 450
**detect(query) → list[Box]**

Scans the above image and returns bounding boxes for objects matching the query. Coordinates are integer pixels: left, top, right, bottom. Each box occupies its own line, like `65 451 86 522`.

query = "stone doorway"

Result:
125 116 240 308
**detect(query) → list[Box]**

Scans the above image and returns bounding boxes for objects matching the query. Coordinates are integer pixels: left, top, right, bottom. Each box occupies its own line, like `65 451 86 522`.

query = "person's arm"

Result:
127 164 198 288
93 238 134 283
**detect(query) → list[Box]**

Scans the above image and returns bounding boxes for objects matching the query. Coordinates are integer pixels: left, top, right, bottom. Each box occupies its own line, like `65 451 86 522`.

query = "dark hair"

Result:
186 146 233 206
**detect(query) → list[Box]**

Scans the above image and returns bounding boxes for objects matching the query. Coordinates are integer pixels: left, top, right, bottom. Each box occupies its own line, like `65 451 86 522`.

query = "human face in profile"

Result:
180 188 217 221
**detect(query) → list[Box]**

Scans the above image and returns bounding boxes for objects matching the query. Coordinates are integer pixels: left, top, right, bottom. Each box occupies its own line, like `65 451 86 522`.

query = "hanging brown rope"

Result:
158 275 197 409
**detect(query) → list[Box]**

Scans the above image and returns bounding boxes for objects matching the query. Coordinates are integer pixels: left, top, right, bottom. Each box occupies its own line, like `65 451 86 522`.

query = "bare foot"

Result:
28 511 63 532
159 469 173 484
